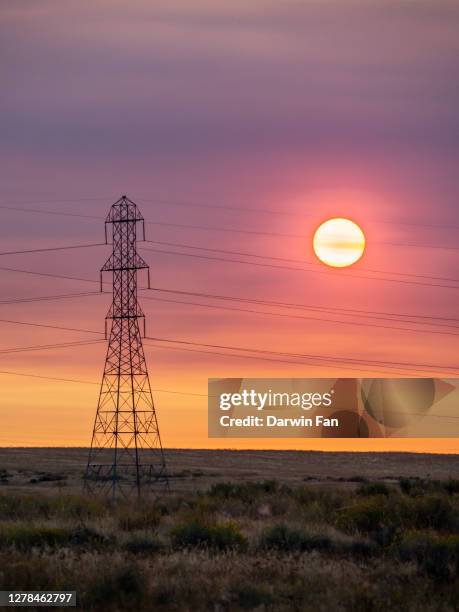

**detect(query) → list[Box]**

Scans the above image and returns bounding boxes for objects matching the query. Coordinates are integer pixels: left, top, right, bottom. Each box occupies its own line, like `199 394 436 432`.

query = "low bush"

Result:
208 480 278 502
85 565 146 610
356 482 391 497
400 477 459 498
117 505 161 532
0 494 106 522
396 532 459 580
69 526 110 547
292 486 346 517
336 492 459 541
338 536 377 558
31 472 66 483
230 582 274 609
336 497 398 536
443 479 459 495
399 477 425 496
260 524 332 553
405 494 459 532
0 556 58 590
171 520 247 551
0 524 71 549
123 534 161 555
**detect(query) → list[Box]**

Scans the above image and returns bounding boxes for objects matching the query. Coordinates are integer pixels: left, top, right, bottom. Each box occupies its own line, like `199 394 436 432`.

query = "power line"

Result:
0 197 111 205
0 368 457 426
0 287 457 365
2 201 458 251
144 221 459 251
4 247 459 302
380 241 459 252
0 203 101 221
147 334 456 377
143 294 459 337
5 196 459 232
0 370 98 386
0 232 455 285
0 242 105 257
145 336 459 374
146 286 459 325
0 261 457 334
141 247 459 290
0 368 207 397
144 239 459 285
1 234 455 286
0 339 104 357
134 195 459 232
144 339 411 377
0 291 101 306
144 337 459 376
0 318 103 335
0 260 454 326
0 266 100 286
0 314 456 374
136 196 301 217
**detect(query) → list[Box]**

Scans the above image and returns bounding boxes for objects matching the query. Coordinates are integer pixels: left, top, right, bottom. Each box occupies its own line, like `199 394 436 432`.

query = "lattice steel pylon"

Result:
84 196 168 500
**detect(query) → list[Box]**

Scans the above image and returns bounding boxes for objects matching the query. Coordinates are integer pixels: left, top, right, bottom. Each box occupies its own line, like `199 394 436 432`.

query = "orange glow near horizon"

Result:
313 218 365 268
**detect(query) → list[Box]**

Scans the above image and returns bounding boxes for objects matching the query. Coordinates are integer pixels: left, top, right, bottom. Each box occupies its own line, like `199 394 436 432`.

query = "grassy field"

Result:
0 450 458 610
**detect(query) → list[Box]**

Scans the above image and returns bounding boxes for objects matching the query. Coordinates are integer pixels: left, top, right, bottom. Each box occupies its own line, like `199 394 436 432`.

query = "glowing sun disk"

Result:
313 218 365 268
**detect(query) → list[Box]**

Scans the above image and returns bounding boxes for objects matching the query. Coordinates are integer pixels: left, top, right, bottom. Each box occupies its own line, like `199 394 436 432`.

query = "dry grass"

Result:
0 476 458 610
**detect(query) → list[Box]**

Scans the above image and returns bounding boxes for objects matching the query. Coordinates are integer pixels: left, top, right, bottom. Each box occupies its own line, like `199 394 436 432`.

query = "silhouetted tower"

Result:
84 196 167 499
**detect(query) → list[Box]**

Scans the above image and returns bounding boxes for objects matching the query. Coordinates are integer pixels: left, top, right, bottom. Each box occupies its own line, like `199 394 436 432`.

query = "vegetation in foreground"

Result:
0 477 458 611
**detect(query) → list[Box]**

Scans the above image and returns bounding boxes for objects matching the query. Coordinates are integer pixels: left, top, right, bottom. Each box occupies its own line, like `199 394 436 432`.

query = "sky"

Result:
0 0 458 450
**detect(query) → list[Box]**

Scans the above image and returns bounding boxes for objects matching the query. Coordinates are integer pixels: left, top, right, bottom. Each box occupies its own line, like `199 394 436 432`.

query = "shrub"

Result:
443 479 459 495
0 469 10 483
292 486 346 516
211 522 248 551
397 532 459 580
0 556 57 590
338 536 377 558
69 526 109 547
399 477 423 496
0 494 106 522
406 495 459 532
0 525 71 549
86 565 146 609
117 505 161 532
230 583 274 609
336 497 398 535
48 495 106 520
357 482 391 497
337 492 459 544
208 480 278 502
0 495 50 521
186 494 218 522
171 520 247 551
399 478 459 498
152 587 175 606
260 524 332 553
32 472 66 483
171 521 210 548
123 534 161 555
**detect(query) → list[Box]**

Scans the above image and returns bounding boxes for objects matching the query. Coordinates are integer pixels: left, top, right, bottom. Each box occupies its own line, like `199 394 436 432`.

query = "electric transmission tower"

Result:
84 196 168 499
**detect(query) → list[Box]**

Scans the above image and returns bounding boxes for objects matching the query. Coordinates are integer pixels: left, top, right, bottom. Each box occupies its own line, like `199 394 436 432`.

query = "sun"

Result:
313 218 365 268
